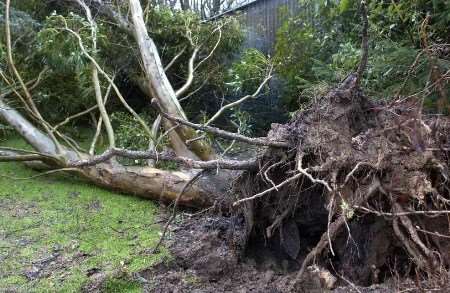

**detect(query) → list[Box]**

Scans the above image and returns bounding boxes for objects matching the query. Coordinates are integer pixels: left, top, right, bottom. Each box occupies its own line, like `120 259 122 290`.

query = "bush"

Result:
274 0 450 111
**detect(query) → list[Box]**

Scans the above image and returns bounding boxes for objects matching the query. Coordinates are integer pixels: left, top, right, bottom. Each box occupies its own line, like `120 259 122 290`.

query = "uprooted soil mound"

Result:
138 77 450 292
232 75 450 290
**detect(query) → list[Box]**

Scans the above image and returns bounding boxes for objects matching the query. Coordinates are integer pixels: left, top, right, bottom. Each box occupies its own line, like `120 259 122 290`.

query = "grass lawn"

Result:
0 137 167 292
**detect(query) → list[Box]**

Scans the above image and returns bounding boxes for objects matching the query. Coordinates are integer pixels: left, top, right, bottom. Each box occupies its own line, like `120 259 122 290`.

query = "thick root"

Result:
234 81 450 287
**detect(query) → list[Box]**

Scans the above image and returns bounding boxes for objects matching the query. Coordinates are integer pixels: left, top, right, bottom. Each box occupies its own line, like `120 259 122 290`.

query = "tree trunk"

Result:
0 98 222 207
128 0 215 161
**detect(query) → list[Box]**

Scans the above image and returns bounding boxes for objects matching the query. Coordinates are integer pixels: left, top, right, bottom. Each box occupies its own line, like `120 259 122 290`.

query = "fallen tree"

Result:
0 0 265 206
1 0 450 289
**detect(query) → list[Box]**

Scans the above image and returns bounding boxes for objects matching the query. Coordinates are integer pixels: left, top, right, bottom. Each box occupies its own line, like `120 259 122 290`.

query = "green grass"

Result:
0 137 167 292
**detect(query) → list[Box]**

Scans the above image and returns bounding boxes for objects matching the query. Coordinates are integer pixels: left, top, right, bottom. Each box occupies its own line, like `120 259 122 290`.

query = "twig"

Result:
233 173 302 206
52 105 98 132
343 162 374 185
354 206 450 217
164 46 186 71
194 25 222 70
151 170 206 253
186 134 206 145
205 65 273 126
297 154 332 192
416 227 450 239
179 77 209 102
264 160 285 191
0 168 81 180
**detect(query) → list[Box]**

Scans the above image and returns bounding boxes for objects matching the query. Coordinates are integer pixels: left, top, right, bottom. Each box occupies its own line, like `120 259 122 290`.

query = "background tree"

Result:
275 0 450 113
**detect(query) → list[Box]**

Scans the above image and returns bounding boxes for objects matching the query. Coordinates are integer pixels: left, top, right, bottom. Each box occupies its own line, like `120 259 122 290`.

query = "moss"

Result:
0 137 167 292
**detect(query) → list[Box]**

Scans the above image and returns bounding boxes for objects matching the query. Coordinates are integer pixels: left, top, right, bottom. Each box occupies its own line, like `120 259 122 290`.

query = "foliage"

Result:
37 12 94 73
0 123 14 141
275 0 450 111
110 111 154 166
111 111 152 152
1 2 244 131
226 48 270 95
109 111 177 169
0 7 106 123
230 109 253 136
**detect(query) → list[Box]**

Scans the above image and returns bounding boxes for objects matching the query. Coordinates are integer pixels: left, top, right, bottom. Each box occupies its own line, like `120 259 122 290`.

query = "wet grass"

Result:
0 137 167 292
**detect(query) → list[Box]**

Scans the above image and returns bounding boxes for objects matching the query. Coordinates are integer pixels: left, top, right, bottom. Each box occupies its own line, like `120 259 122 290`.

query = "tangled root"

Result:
234 78 450 288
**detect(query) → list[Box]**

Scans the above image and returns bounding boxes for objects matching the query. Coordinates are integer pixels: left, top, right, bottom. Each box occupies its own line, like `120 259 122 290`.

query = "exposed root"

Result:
295 178 382 282
231 78 450 288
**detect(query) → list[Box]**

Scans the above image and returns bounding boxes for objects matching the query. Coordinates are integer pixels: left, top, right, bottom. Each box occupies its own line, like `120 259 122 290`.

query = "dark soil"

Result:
139 77 450 292
138 215 450 292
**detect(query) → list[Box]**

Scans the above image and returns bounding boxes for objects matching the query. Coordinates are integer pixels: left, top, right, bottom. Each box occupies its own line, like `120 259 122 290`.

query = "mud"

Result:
139 215 450 292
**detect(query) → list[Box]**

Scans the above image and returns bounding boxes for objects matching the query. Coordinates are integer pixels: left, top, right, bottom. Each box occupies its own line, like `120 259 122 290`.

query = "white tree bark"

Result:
128 0 215 161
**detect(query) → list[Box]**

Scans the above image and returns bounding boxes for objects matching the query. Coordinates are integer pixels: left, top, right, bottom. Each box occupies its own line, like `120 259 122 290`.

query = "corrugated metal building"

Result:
211 0 301 53
209 0 302 130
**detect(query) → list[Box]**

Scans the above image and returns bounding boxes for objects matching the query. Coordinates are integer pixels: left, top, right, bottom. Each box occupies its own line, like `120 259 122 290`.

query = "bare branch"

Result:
354 206 450 217
179 77 209 102
4 0 63 154
68 147 257 170
355 0 368 85
0 168 81 180
152 99 289 148
175 22 223 98
62 25 152 139
89 116 103 155
297 154 332 192
164 46 187 71
76 0 116 148
234 173 302 206
175 47 200 98
89 79 114 155
0 147 59 165
0 154 48 162
1 66 48 100
52 104 98 132
294 178 382 283
194 24 222 71
147 114 162 166
205 64 273 126
151 170 206 253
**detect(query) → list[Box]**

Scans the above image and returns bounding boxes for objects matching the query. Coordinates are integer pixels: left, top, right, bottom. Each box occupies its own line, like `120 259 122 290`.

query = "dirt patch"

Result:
140 215 292 293
138 78 449 292
0 197 39 219
23 249 91 281
138 215 449 292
